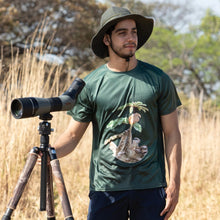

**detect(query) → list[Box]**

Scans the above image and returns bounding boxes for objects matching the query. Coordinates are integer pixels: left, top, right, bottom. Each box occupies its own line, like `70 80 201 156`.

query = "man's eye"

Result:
119 32 126 35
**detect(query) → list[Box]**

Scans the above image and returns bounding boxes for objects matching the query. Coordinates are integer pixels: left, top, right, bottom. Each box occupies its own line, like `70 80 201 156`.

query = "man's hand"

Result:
160 183 179 220
37 150 50 166
160 110 182 220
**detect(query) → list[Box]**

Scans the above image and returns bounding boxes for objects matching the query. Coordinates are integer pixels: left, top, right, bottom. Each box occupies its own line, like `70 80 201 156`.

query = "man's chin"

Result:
122 54 135 59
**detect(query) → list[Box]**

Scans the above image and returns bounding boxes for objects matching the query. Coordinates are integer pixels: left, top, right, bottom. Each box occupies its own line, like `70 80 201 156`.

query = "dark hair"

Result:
105 19 137 36
105 24 116 36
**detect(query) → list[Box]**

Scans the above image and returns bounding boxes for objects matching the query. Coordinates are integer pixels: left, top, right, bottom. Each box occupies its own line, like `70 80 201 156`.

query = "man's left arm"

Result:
160 109 182 220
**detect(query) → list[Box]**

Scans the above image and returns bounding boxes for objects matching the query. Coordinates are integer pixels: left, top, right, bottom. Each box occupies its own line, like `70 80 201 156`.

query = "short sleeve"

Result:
67 85 93 122
158 74 181 116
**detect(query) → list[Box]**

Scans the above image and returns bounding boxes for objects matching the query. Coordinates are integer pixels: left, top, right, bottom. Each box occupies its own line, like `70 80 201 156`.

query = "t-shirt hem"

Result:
89 183 167 192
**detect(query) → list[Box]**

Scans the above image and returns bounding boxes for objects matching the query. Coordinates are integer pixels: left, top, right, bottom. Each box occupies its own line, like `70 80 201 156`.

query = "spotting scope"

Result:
11 78 85 119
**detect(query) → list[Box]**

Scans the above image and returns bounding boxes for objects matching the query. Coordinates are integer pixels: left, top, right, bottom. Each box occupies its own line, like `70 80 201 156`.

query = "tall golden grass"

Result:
0 35 220 220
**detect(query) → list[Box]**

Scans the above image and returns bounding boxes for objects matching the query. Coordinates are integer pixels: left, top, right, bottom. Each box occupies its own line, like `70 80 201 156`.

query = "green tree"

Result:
189 10 220 98
0 0 106 70
137 10 220 100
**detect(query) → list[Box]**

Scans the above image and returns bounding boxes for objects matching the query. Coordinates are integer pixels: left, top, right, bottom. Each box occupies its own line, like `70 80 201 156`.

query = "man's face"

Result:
104 19 138 59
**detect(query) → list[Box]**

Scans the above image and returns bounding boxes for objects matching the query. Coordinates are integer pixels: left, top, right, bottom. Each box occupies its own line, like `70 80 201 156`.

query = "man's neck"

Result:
107 56 138 72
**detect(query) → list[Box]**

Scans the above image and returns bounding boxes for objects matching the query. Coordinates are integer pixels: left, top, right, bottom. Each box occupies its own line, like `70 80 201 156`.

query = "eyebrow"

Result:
115 27 137 33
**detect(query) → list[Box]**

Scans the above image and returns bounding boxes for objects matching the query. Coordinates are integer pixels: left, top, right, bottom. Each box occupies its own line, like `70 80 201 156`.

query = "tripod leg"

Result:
40 149 48 211
49 147 74 220
2 147 39 220
46 162 56 220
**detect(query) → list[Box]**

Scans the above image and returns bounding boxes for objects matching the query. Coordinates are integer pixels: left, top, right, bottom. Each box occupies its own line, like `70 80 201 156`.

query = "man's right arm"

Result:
53 119 89 158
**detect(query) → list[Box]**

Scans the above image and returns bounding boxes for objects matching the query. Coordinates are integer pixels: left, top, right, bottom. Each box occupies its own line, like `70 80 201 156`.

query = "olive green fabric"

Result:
68 60 181 191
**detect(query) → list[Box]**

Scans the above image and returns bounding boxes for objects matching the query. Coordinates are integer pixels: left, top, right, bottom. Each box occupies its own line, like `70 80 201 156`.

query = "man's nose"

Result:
127 32 136 42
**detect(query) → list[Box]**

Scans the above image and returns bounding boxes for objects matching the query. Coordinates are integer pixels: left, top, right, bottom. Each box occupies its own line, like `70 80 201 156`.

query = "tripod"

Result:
2 113 74 220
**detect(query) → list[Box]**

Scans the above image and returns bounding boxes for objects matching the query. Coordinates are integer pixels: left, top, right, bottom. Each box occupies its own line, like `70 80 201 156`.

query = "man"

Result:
54 6 182 220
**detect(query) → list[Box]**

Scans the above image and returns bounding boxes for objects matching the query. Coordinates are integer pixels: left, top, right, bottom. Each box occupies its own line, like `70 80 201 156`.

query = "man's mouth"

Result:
124 43 136 48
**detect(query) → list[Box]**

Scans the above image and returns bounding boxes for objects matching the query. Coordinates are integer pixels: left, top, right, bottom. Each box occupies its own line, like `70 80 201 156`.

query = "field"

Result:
0 46 220 220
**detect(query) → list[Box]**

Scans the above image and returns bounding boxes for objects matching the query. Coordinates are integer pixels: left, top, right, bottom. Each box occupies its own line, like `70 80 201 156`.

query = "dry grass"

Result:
0 40 220 220
173 102 220 220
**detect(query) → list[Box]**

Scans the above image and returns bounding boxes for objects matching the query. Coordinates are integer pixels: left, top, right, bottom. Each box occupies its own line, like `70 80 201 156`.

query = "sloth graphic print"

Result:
105 102 149 163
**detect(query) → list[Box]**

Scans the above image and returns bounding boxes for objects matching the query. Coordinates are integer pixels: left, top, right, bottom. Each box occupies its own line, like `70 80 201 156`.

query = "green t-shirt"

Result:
68 60 181 191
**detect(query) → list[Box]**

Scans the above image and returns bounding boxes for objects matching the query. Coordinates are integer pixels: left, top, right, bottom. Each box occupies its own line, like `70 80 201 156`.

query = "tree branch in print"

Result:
106 102 148 132
106 117 129 129
117 101 149 116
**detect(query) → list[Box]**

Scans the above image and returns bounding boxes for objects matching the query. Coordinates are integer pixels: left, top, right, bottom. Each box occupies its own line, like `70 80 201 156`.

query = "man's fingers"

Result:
160 201 170 216
163 203 177 220
161 196 178 219
37 155 42 165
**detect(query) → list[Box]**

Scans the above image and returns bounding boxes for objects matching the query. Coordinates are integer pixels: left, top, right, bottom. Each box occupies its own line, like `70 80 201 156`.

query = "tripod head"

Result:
39 113 53 136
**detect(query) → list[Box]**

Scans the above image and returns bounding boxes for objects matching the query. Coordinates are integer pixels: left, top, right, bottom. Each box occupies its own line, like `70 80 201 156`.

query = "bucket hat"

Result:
91 6 154 58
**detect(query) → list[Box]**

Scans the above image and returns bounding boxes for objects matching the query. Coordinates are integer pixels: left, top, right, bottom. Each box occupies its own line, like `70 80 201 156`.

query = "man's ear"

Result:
103 34 111 46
